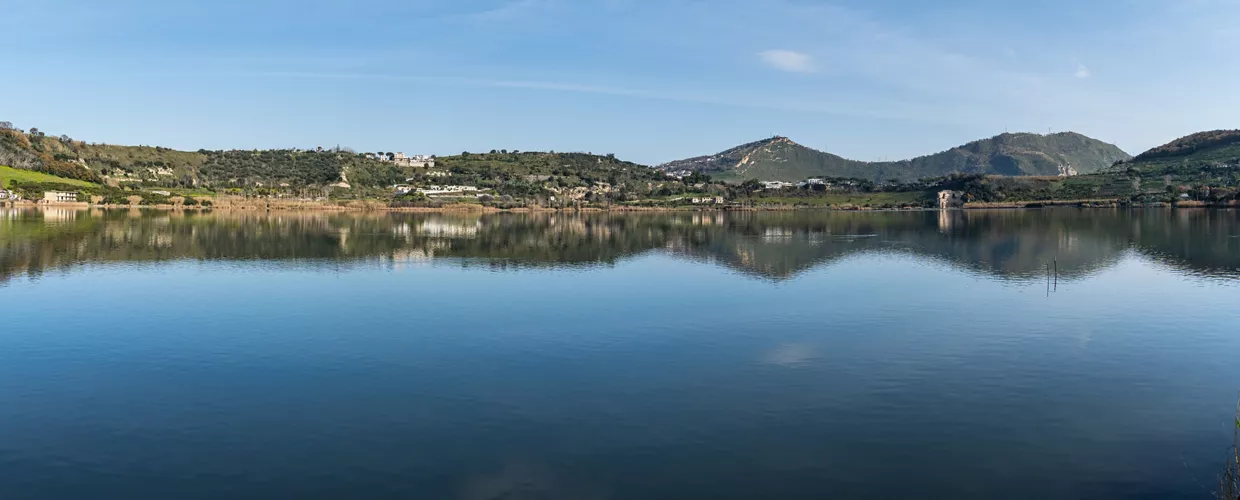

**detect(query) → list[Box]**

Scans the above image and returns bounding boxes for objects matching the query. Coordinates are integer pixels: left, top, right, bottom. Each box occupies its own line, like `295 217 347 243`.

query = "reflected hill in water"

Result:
1 208 1238 283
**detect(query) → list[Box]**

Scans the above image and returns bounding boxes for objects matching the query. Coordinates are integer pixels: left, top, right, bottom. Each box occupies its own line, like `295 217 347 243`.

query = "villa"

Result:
377 152 436 168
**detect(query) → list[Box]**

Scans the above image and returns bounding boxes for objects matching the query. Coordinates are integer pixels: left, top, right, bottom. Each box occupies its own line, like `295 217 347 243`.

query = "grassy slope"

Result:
0 165 99 188
80 144 205 173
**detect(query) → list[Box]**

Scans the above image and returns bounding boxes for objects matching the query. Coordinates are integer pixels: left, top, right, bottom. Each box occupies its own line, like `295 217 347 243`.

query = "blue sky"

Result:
2 0 1237 164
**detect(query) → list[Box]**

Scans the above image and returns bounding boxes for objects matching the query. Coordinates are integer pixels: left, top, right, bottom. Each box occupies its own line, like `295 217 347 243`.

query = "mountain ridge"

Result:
658 132 1132 182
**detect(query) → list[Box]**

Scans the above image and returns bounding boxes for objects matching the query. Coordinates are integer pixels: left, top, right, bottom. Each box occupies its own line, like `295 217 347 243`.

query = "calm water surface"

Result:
2 207 1239 499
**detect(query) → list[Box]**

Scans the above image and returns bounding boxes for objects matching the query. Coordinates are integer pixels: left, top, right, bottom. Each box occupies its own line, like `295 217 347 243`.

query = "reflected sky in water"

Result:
1 208 1239 499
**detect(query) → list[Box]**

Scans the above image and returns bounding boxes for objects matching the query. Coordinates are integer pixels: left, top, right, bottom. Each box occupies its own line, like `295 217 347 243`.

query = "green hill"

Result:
432 150 668 199
1101 130 1240 194
659 132 1131 183
0 125 420 190
0 124 664 199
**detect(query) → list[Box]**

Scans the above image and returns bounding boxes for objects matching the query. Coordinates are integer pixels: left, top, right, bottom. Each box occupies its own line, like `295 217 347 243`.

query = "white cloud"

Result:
759 49 814 73
1075 63 1092 79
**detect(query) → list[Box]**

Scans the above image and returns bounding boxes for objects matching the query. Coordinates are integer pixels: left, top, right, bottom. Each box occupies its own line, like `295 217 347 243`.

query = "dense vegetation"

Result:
659 133 1132 182
421 150 669 202
0 122 411 191
196 149 404 188
0 124 103 183
1127 130 1240 162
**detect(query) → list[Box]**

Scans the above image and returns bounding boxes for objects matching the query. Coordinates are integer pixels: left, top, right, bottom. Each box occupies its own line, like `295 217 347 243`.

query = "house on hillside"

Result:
0 188 11 200
383 152 435 168
41 191 78 203
762 181 795 190
691 196 725 205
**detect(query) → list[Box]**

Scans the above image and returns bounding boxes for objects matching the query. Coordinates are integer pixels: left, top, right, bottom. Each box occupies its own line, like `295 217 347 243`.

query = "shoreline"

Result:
4 199 1238 213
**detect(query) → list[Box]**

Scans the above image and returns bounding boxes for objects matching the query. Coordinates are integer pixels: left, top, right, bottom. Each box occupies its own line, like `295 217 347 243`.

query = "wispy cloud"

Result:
467 0 545 22
244 70 971 125
759 49 814 73
1075 63 1091 79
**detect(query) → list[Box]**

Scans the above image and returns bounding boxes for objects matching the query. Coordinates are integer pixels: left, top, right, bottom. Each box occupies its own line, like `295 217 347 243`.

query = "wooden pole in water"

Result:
1054 260 1058 291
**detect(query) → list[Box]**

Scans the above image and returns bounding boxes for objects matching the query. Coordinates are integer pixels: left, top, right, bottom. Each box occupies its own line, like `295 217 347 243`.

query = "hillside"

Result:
1103 130 1240 190
1129 130 1240 162
0 124 668 202
0 125 426 190
0 165 99 188
431 151 667 199
659 132 1131 182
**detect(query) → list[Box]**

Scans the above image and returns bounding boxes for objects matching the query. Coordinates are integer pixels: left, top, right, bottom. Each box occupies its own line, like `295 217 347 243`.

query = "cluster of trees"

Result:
435 150 667 199
0 128 102 183
199 149 350 185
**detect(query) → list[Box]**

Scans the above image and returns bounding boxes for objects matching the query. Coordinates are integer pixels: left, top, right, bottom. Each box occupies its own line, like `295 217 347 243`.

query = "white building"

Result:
0 189 11 200
417 185 479 195
42 191 78 203
378 152 435 168
761 181 795 190
937 190 962 209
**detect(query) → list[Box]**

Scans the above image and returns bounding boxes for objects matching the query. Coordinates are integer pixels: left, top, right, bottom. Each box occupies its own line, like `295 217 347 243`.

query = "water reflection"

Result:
1 207 1238 284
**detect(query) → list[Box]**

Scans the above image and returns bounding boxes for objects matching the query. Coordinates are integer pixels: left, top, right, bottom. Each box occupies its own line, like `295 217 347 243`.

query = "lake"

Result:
2 207 1239 499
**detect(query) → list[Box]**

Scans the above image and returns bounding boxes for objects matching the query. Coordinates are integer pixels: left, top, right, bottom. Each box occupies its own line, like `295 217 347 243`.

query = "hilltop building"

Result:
374 152 435 168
